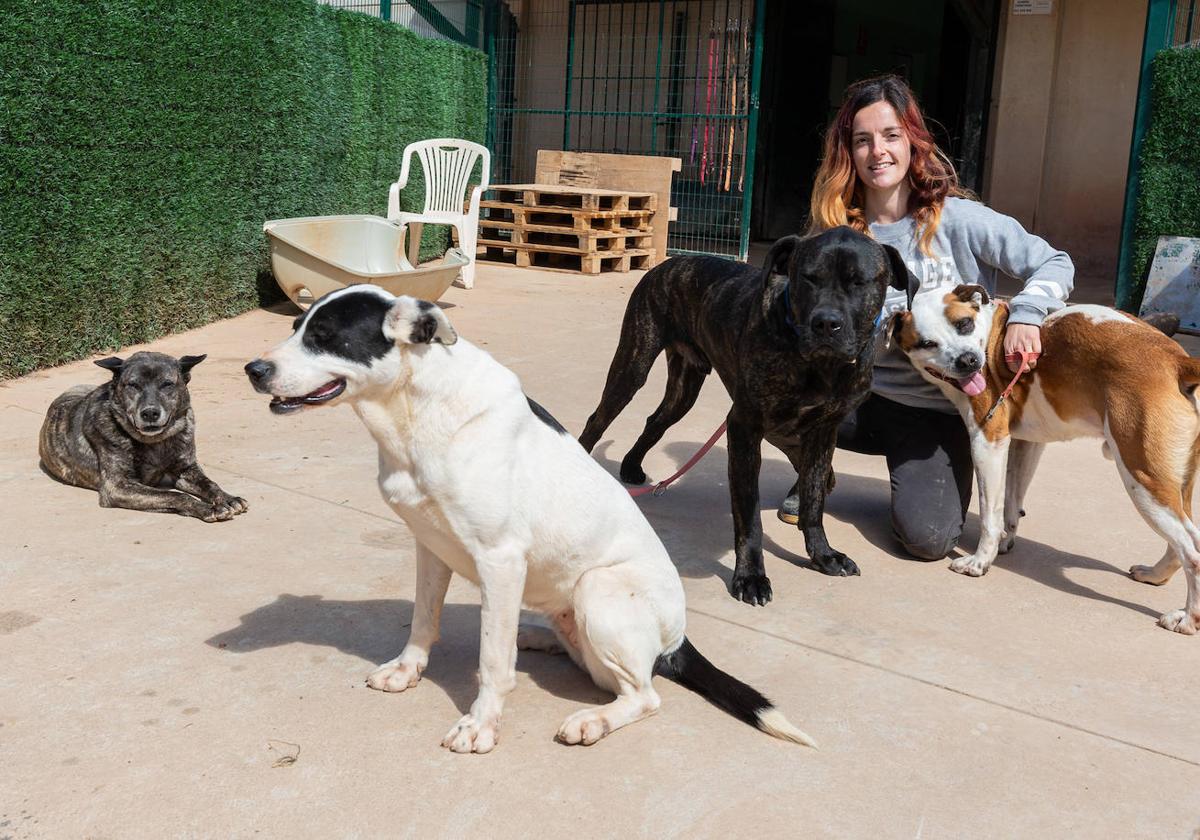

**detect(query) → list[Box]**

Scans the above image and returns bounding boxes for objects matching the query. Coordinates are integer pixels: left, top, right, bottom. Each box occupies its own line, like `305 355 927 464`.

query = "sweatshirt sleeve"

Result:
960 200 1074 327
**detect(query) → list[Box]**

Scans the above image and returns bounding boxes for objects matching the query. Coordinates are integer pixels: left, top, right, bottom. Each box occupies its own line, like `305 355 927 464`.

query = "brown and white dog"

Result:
894 285 1200 634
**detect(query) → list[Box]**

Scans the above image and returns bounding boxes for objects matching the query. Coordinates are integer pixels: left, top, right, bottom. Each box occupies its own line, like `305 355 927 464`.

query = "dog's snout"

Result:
809 309 844 338
955 351 981 373
139 407 162 424
245 359 274 392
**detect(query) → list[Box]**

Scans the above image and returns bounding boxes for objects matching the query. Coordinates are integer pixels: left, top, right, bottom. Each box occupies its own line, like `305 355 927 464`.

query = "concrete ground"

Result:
2 263 1199 839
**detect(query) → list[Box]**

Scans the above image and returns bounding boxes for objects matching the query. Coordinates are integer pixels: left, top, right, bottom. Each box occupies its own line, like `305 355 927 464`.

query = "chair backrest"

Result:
404 139 491 215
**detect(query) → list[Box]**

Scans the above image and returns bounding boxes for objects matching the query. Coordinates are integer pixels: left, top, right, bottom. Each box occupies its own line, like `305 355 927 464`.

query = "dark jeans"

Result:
835 393 973 560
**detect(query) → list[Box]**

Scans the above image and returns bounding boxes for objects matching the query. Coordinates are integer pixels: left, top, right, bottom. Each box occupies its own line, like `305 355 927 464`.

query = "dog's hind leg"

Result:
1106 408 1200 633
368 543 452 692
578 301 666 454
555 565 668 745
1000 440 1044 554
619 349 708 485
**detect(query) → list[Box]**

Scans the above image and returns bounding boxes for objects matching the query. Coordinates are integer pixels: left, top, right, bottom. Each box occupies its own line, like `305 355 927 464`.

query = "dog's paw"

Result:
811 551 860 577
619 461 647 485
366 660 423 692
1157 609 1199 635
442 714 500 754
556 707 612 746
949 554 991 577
999 532 1016 554
1130 564 1173 586
203 495 248 522
730 571 772 606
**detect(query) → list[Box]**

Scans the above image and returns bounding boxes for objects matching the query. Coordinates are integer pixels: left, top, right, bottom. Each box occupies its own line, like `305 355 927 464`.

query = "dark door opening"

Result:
751 0 999 243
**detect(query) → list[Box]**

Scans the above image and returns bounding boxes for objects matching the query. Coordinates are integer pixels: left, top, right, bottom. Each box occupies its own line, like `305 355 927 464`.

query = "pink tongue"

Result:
959 371 987 396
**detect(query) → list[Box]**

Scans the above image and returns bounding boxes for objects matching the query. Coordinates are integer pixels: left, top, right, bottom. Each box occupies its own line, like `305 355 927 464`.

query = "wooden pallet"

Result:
479 219 654 253
479 201 655 233
485 183 656 212
478 243 656 275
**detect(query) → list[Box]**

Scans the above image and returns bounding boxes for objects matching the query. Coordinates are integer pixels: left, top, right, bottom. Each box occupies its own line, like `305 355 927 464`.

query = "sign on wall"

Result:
1012 0 1053 14
1140 236 1200 335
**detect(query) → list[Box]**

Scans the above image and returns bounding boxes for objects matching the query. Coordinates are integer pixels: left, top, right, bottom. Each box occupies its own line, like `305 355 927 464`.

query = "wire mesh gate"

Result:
488 0 763 259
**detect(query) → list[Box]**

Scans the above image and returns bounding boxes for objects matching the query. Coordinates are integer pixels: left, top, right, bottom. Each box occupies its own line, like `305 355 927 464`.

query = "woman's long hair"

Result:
809 74 971 256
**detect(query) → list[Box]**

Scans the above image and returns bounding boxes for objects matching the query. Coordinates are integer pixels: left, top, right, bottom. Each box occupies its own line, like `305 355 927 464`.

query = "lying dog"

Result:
39 351 247 522
578 228 909 604
895 285 1200 633
245 287 813 752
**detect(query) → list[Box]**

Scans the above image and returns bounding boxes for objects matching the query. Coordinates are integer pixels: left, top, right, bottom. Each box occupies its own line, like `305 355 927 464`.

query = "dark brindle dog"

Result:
579 227 909 605
39 351 247 522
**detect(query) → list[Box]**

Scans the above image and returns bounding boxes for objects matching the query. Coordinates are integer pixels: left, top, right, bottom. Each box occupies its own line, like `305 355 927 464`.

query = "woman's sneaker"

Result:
777 490 800 525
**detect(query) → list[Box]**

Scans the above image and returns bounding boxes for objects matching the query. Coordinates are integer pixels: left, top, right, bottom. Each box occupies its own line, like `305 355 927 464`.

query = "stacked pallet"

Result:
477 184 658 275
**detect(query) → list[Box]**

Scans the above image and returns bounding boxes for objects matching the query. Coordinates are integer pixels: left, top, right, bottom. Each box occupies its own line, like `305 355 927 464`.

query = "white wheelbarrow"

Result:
263 215 467 309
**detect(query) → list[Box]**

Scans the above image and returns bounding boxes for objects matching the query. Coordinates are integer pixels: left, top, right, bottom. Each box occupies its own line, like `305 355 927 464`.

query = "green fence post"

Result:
1115 0 1177 310
738 0 765 262
563 0 576 149
380 0 391 22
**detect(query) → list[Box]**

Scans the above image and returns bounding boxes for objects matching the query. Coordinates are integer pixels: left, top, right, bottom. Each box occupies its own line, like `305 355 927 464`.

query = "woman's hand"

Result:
1004 323 1042 373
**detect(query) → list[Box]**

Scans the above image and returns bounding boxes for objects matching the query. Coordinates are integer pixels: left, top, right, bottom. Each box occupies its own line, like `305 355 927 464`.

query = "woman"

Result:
777 74 1074 561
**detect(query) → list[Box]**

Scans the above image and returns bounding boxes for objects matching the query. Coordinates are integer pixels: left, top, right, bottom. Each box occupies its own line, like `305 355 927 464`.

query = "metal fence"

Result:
1173 0 1199 45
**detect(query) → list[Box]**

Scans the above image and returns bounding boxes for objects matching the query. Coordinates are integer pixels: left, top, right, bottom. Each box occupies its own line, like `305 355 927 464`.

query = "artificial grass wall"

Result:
0 0 487 378
1129 46 1200 307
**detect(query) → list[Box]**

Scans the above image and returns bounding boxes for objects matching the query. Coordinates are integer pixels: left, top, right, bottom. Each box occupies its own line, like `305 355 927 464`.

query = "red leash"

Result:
982 349 1039 424
627 421 728 498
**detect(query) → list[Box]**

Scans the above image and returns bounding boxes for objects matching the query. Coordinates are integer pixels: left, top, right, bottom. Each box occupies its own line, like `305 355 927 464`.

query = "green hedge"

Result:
1130 46 1200 306
0 0 487 378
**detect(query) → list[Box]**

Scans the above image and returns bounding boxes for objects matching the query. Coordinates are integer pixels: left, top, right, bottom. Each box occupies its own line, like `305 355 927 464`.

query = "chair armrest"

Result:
466 184 484 222
387 182 402 220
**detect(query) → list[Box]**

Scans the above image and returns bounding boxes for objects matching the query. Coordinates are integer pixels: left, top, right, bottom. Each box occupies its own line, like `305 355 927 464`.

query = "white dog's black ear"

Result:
179 354 207 382
950 284 990 307
94 356 124 377
383 297 458 347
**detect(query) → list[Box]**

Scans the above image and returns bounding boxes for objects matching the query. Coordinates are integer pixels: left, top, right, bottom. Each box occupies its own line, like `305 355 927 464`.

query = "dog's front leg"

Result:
97 453 217 520
442 554 526 754
174 463 248 521
368 543 452 692
950 430 1010 577
785 425 859 577
727 416 772 605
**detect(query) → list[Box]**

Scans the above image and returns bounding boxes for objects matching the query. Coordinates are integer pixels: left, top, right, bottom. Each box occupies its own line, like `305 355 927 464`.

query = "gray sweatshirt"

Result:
870 196 1074 412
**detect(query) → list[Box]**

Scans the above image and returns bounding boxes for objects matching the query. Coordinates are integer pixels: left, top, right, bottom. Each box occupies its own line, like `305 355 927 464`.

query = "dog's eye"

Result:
954 318 975 335
161 381 176 391
916 339 939 350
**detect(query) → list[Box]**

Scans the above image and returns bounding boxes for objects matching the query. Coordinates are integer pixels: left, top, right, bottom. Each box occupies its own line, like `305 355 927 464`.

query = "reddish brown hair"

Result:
809 74 971 256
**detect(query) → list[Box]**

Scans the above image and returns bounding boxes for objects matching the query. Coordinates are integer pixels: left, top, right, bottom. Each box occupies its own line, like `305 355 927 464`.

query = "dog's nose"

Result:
244 359 274 386
809 309 844 338
140 407 162 424
955 351 981 372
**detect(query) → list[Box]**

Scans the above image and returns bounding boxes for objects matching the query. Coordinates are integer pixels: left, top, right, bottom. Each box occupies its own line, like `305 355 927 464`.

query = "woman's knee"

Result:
892 515 962 561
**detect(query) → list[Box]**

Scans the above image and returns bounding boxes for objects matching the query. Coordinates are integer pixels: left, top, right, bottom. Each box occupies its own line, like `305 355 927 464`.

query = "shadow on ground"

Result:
593 437 1162 621
206 594 608 715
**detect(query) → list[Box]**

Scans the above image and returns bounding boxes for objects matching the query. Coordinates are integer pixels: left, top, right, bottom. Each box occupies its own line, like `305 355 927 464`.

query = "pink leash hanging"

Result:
627 421 728 498
701 25 715 186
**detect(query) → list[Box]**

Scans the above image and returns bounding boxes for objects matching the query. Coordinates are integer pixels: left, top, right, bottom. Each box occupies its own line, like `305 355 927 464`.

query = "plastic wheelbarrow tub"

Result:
263 214 466 308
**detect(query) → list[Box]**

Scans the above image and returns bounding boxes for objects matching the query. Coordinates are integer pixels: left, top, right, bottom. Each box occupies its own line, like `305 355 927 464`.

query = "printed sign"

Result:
1141 236 1200 334
1013 0 1053 14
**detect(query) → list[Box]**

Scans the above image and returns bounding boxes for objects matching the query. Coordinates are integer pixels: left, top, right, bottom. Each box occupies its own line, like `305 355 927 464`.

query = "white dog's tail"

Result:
654 637 816 748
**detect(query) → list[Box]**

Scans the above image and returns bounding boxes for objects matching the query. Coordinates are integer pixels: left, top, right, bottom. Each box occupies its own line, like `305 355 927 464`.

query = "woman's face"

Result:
850 100 911 193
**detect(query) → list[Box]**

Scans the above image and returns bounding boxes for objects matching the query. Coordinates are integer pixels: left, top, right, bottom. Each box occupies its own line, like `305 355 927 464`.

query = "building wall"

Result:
985 0 1147 293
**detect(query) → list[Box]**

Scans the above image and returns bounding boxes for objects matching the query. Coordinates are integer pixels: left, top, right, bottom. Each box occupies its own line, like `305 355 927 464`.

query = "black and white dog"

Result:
579 228 910 604
244 286 813 753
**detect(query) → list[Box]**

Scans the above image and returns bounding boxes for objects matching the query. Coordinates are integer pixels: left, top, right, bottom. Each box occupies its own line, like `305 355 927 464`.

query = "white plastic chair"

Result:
387 138 490 290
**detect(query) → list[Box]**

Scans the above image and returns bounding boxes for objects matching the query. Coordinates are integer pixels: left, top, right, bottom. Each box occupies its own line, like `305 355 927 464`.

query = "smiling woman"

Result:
776 74 1076 564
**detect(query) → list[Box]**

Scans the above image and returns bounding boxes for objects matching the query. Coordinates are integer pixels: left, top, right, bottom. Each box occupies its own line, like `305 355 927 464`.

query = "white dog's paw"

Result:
1130 564 1173 586
949 554 992 577
1157 610 1199 635
366 660 422 692
556 707 612 746
442 714 500 754
999 532 1017 555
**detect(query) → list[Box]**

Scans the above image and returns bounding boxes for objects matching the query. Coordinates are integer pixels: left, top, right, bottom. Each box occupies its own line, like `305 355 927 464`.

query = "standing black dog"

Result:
578 227 909 605
39 351 248 522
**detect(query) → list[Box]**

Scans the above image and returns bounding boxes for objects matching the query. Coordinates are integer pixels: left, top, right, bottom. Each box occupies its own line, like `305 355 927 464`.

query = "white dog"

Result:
245 285 813 752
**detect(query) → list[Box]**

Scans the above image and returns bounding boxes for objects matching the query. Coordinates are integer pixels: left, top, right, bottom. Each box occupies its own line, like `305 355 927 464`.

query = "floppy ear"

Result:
881 244 920 310
383 297 458 347
887 309 914 352
94 356 124 377
762 234 801 280
950 284 990 306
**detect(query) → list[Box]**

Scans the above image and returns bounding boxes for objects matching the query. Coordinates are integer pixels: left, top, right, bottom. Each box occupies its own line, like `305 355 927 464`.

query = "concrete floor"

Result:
2 263 1199 838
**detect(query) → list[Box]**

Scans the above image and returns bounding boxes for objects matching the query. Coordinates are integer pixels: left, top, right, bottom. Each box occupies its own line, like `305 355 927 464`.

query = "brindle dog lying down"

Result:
39 351 247 522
